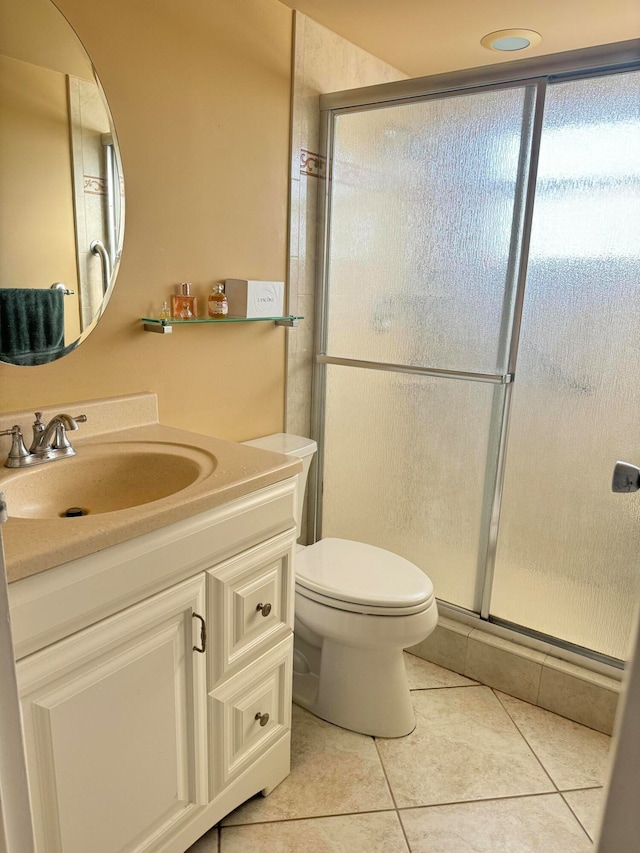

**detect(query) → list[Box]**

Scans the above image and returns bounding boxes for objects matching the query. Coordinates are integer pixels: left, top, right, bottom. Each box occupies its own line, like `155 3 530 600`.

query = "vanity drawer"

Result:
209 635 293 792
207 529 295 684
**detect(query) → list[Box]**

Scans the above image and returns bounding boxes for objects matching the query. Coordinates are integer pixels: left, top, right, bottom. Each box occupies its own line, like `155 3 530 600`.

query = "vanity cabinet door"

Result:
17 574 208 853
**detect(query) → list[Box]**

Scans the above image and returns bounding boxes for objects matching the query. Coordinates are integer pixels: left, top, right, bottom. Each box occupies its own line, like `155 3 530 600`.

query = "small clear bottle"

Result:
208 283 228 318
158 300 171 321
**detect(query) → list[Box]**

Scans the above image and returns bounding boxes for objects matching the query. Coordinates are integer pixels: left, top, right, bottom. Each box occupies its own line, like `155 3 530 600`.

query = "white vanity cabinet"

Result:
9 477 298 853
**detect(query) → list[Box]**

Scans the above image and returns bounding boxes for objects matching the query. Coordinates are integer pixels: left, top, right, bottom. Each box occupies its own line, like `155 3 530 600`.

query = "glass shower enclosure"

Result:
312 45 640 665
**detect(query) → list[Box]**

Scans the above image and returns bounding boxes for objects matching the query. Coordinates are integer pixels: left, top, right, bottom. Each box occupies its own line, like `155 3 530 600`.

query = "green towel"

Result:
0 288 65 365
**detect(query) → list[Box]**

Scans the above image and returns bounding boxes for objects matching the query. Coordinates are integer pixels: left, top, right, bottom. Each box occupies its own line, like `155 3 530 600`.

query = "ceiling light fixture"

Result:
481 29 542 52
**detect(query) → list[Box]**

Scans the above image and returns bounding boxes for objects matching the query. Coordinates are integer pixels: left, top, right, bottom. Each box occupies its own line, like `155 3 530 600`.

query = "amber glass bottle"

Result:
208 283 228 318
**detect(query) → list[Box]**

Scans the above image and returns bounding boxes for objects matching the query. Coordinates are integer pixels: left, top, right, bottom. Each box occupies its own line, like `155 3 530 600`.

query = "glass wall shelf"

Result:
141 315 302 334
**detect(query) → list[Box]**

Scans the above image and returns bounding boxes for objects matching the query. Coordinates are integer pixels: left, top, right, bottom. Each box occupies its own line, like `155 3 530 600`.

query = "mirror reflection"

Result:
0 0 124 366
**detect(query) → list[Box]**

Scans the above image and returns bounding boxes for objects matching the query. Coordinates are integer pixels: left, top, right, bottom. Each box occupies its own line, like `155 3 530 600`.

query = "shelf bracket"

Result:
275 317 299 327
143 322 172 334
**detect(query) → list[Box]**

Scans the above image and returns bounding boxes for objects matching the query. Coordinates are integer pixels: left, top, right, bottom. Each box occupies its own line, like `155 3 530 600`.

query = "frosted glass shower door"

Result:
319 86 536 610
324 87 535 374
491 71 640 661
322 367 503 609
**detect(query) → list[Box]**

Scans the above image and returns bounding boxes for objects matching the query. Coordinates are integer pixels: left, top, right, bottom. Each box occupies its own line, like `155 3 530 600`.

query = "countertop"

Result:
0 421 300 584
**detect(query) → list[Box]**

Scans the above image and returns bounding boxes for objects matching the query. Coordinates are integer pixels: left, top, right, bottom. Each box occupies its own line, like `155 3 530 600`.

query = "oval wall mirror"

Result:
0 0 125 366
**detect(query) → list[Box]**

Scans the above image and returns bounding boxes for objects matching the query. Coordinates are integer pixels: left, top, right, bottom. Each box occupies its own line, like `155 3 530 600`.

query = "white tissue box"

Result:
224 279 284 318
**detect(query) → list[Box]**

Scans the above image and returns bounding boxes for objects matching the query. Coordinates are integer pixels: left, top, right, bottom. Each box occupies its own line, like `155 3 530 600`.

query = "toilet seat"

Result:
295 538 434 616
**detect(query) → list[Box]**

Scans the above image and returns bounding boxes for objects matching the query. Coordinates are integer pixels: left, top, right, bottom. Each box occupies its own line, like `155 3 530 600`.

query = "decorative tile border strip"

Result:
300 149 326 178
83 175 107 195
300 149 387 190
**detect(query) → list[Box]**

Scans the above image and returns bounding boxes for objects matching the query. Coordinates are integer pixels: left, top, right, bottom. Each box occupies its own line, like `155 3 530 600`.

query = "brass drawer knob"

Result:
256 602 272 617
255 711 270 727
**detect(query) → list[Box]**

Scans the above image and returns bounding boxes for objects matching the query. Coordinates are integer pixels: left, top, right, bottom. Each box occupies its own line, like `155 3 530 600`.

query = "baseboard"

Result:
409 615 621 735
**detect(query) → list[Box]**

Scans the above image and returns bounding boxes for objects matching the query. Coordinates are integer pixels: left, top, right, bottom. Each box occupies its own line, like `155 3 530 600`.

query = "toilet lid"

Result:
296 538 434 612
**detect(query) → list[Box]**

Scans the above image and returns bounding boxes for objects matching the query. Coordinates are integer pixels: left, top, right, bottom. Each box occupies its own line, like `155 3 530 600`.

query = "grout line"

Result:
533 655 544 705
559 791 597 843
397 789 578 812
409 683 480 692
220 790 604 832
560 785 603 793
372 734 412 851
220 806 397 829
492 689 559 792
461 634 470 680
373 735 400 811
395 812 414 853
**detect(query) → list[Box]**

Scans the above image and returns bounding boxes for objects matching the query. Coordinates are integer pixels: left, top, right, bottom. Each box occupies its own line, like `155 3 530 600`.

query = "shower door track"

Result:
438 600 625 675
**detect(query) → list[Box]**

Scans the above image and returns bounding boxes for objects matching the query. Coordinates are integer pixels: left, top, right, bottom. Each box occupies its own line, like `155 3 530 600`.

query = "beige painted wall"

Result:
0 0 293 443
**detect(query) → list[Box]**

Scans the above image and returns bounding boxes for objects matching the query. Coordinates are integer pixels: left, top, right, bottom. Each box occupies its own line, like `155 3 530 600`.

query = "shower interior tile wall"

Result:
285 12 407 439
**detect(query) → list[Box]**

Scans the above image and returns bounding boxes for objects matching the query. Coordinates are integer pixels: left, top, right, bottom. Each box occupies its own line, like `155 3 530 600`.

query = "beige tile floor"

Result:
188 653 610 852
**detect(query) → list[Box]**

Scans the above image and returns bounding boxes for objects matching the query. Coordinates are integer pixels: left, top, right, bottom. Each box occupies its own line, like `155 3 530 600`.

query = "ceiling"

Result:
280 0 640 77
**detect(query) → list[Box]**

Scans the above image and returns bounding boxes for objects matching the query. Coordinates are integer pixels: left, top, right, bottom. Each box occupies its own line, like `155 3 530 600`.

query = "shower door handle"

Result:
612 461 640 493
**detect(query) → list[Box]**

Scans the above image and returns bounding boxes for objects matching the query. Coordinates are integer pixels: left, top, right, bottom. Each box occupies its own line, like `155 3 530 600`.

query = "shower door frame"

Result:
309 40 640 669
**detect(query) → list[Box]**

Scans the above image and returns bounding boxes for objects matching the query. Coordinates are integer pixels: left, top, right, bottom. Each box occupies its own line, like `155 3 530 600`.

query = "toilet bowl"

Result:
243 433 438 737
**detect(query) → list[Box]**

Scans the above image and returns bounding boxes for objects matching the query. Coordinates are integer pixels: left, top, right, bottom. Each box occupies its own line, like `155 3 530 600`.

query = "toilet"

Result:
243 433 438 737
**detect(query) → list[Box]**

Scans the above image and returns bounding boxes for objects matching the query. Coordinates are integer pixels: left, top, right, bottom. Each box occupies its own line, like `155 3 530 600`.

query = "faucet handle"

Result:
48 413 87 450
51 423 72 450
1 425 30 467
50 415 87 456
0 425 23 440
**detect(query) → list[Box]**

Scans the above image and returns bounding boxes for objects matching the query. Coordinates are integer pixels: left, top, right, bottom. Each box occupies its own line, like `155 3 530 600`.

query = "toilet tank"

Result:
242 433 317 538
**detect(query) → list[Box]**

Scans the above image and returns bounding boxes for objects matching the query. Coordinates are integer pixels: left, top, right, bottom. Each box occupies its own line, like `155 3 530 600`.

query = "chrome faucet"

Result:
0 412 87 468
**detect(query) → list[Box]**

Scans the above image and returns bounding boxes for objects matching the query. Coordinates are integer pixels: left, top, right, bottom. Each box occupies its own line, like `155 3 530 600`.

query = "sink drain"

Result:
63 506 88 518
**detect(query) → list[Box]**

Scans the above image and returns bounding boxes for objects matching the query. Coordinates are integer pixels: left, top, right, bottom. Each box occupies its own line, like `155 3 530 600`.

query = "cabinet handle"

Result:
192 612 206 653
255 711 270 727
256 602 272 617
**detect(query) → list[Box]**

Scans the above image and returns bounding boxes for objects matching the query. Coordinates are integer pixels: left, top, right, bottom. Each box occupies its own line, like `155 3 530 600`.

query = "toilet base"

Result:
292 636 416 738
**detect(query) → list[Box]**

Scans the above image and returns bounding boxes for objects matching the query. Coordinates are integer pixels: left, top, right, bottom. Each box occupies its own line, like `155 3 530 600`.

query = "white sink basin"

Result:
1 440 217 518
